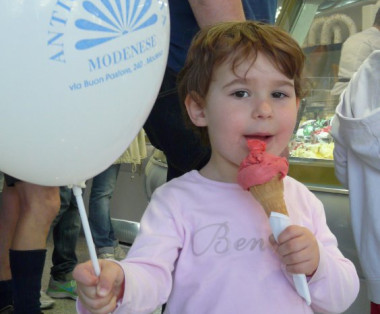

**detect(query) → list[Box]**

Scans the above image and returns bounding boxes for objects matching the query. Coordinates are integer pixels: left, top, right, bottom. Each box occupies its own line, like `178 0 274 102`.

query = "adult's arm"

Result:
188 0 245 27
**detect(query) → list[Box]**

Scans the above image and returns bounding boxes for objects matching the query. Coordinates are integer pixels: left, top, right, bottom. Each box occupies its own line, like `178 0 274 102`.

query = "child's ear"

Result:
296 98 301 110
185 92 207 127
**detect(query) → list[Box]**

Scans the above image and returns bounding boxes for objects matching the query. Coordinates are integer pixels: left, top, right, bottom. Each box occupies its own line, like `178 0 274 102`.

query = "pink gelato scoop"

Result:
237 139 288 190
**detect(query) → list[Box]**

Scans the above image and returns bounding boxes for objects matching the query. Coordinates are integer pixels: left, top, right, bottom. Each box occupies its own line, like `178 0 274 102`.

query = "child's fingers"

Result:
90 296 118 314
78 288 117 314
73 261 99 286
97 261 125 296
73 260 124 314
76 273 118 314
271 225 319 275
276 225 303 244
277 236 307 258
268 234 278 250
76 284 98 307
91 296 118 314
285 256 316 275
282 246 311 267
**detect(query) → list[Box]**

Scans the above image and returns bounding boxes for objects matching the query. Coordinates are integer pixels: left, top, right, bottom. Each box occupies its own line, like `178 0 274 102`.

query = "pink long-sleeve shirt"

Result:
78 170 359 314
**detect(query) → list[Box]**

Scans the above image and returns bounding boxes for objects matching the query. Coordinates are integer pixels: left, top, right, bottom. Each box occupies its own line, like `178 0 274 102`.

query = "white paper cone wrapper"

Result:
269 212 312 305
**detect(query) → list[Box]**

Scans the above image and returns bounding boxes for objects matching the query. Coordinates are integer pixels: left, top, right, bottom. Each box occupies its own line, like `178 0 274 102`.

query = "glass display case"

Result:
279 0 379 188
288 76 340 187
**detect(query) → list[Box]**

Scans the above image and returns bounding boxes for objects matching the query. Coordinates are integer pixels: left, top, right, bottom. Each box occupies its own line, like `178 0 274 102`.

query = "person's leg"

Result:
50 187 80 280
10 182 60 314
47 187 80 300
12 182 60 249
0 183 20 310
89 164 120 257
143 67 211 181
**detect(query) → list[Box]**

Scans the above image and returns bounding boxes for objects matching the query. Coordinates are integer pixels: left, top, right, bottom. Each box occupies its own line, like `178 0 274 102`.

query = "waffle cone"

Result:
249 174 288 217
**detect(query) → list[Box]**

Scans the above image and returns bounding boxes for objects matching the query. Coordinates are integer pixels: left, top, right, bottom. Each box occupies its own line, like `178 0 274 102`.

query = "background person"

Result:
88 130 147 260
331 50 380 314
46 186 82 301
0 176 60 314
143 0 278 181
331 8 380 96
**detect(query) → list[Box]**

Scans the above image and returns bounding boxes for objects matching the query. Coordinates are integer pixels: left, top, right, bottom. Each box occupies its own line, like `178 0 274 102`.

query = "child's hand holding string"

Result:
73 259 125 314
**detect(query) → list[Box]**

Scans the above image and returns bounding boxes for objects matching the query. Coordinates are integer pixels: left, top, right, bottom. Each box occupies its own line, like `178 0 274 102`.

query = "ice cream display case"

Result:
288 90 341 188
285 19 344 188
288 158 340 187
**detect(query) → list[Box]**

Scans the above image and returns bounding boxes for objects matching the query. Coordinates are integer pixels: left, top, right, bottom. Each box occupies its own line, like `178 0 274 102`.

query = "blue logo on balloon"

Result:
75 0 158 50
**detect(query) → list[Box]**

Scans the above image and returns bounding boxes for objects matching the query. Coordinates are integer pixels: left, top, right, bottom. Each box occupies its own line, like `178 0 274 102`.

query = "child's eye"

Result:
272 91 287 98
233 90 249 98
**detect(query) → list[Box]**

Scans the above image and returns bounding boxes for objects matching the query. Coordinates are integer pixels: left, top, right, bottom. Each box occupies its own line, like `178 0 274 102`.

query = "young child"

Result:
73 21 359 314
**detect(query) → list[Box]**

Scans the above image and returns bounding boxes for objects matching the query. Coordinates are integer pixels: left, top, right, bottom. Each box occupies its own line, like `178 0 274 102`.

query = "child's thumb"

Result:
96 262 120 297
269 234 279 249
97 278 112 297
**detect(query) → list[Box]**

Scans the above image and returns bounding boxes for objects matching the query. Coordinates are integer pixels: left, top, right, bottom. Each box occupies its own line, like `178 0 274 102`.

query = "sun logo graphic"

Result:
75 0 158 50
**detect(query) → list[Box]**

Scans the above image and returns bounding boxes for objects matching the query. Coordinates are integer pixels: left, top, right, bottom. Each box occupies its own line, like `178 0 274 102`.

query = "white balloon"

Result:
0 0 170 186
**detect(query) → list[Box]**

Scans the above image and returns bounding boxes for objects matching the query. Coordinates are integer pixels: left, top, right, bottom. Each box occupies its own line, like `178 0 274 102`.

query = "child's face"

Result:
186 52 299 181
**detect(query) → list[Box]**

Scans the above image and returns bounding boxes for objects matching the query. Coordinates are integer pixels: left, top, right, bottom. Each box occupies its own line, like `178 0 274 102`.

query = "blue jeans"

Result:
88 164 121 250
50 186 81 281
144 67 210 181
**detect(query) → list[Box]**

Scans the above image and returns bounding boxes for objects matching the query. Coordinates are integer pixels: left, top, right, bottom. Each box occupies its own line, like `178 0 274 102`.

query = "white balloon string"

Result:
72 185 101 276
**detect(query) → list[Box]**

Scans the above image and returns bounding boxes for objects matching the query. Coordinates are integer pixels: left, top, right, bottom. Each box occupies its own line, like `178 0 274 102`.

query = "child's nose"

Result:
252 99 273 119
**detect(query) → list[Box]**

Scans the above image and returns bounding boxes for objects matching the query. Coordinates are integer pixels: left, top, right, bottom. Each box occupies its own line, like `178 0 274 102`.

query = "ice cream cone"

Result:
238 140 311 305
249 174 288 217
237 139 289 217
